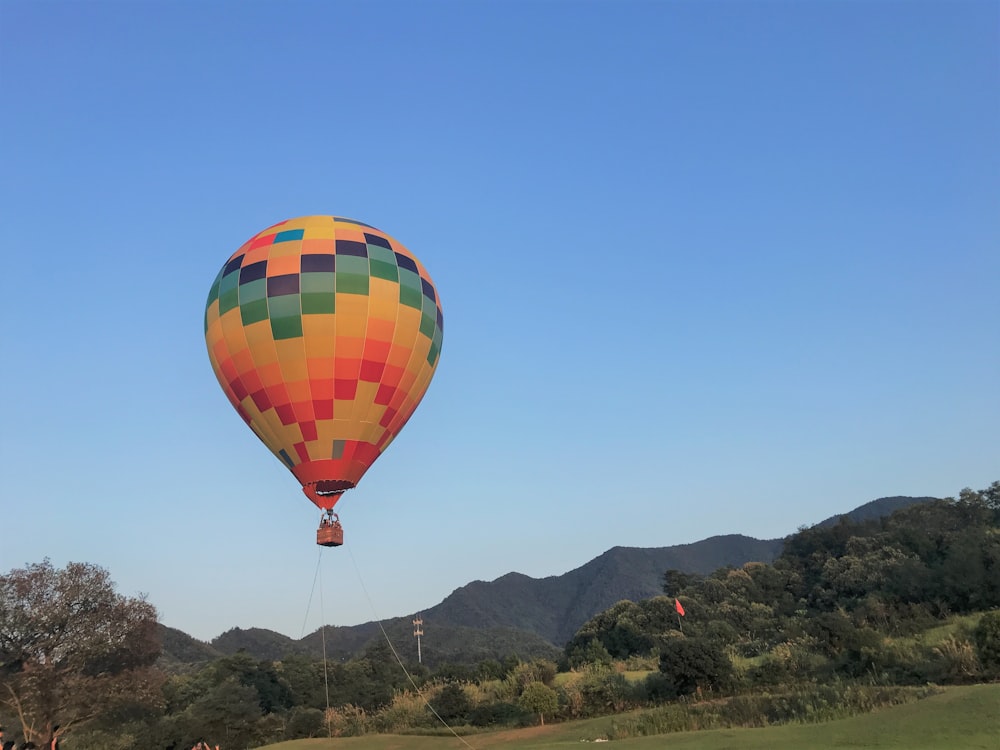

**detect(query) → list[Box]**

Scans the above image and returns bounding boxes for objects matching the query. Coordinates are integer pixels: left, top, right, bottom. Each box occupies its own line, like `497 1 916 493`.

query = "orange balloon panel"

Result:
204 216 443 510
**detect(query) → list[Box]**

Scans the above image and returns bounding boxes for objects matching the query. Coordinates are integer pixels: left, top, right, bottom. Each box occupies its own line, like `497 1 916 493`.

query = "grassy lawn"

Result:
259 683 999 750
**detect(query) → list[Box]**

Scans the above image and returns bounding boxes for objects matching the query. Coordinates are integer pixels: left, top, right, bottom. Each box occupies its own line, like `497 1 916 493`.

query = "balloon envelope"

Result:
204 216 443 510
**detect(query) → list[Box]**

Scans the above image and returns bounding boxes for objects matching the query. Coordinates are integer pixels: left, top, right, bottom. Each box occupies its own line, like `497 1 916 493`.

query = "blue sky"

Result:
1 0 997 644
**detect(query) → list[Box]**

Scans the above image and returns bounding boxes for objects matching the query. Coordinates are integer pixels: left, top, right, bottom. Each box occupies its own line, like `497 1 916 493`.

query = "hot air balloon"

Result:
204 216 443 546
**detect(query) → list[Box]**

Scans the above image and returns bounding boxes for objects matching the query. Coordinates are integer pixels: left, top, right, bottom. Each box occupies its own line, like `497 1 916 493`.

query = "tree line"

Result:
2 482 997 748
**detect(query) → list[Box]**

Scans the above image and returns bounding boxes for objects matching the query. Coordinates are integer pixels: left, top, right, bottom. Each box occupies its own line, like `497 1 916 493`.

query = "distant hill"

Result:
159 494 937 666
425 534 785 647
815 496 938 528
157 624 221 672
298 621 562 665
212 627 312 661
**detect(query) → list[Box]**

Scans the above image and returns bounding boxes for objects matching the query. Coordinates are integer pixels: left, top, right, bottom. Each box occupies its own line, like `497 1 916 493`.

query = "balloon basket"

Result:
316 513 344 547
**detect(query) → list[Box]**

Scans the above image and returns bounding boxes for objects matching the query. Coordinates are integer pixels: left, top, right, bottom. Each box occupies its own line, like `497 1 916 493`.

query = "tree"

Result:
974 611 1000 676
430 683 470 722
658 636 733 696
517 682 558 726
564 601 654 661
278 654 328 710
564 638 613 669
0 560 163 747
179 677 260 748
663 569 701 596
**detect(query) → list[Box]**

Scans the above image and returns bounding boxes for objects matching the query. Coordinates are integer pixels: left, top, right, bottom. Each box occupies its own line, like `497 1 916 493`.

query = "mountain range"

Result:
159 495 936 669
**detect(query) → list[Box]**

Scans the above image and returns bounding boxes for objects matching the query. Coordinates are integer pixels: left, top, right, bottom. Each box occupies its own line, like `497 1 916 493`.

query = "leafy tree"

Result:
507 658 557 690
564 601 658 660
517 681 558 725
179 676 260 748
278 654 328 710
974 611 1000 676
208 652 294 713
578 670 632 714
982 481 1000 515
658 637 733 696
476 658 506 681
430 683 470 722
662 569 701 596
640 671 678 702
0 560 162 747
284 705 325 739
434 662 476 682
564 638 613 669
326 641 408 711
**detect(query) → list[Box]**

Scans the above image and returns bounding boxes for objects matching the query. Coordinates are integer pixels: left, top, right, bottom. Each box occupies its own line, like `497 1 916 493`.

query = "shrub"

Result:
639 671 678 703
928 636 980 683
565 638 614 669
974 611 1000 675
864 639 925 685
284 706 325 738
325 703 369 737
466 702 530 727
579 670 634 713
659 637 734 696
375 689 436 732
429 683 472 723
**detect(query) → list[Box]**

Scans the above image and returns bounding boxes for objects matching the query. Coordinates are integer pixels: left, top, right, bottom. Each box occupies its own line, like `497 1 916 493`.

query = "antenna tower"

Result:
412 614 424 663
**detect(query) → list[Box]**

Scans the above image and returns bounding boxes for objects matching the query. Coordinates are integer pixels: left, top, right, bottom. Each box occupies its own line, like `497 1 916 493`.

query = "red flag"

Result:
674 598 686 617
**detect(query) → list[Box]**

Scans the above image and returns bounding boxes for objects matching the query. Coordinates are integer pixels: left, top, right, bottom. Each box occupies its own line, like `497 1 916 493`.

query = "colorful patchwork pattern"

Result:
204 216 443 509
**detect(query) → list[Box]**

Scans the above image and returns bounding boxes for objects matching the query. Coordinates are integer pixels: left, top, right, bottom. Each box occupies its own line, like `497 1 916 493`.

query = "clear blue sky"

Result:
1 0 996 644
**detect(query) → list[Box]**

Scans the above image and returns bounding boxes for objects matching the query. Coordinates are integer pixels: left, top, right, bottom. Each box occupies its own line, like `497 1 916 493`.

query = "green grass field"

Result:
259 683 999 750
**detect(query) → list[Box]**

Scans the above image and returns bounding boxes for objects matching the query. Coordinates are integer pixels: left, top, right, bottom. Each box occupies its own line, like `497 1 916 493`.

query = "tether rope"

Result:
299 549 323 639
300 548 331 714
318 551 331 713
345 543 477 749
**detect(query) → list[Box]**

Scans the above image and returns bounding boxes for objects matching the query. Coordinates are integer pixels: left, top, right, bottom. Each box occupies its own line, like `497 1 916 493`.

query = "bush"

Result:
579 670 635 713
429 683 472 722
565 638 614 669
284 706 325 738
659 637 734 696
927 636 980 683
325 704 369 737
864 639 926 685
375 690 435 732
974 611 1000 675
466 702 530 727
639 671 678 703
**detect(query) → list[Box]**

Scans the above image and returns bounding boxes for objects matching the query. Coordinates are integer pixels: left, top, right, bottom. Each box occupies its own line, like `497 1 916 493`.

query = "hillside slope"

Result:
427 534 785 647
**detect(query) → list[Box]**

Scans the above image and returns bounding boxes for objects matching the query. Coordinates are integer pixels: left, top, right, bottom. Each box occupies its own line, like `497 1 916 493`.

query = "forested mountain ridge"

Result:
160 494 934 666
427 534 786 647
815 495 939 528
